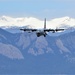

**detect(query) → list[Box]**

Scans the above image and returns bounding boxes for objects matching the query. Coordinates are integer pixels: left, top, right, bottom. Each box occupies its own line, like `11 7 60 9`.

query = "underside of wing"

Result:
20 28 37 32
55 29 65 31
44 29 55 32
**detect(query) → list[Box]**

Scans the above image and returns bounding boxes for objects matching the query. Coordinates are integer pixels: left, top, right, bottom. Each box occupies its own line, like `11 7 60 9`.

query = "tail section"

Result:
44 18 46 29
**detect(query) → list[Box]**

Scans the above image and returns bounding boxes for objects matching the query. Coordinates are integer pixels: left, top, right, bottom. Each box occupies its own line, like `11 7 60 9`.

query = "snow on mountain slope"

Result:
16 33 31 49
0 16 43 29
47 16 75 28
28 36 54 56
0 42 24 59
0 28 24 59
56 39 71 54
0 16 75 29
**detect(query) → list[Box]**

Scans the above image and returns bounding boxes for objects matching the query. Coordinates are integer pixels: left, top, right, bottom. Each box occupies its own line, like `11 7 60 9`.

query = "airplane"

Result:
20 18 65 37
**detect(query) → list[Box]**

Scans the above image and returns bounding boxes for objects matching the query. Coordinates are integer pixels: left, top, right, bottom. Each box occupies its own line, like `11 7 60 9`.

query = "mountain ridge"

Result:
0 28 75 57
0 28 75 74
0 16 75 29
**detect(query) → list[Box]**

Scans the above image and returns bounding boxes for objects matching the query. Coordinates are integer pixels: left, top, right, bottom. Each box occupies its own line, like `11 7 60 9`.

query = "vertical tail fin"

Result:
44 18 46 29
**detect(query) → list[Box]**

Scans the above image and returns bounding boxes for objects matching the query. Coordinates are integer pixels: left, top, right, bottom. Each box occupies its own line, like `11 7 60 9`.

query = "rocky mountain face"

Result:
0 28 75 74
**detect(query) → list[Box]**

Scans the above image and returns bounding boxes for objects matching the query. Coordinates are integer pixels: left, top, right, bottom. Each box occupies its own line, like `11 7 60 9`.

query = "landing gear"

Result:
44 32 47 37
44 34 46 37
36 32 47 37
36 33 40 37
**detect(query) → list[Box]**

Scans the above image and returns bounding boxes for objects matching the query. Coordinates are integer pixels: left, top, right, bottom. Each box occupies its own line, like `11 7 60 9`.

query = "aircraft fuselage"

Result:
36 31 47 37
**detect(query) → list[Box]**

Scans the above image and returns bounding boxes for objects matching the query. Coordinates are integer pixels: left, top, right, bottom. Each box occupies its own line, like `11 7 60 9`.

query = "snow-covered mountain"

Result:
1 16 75 74
0 16 75 29
0 28 75 74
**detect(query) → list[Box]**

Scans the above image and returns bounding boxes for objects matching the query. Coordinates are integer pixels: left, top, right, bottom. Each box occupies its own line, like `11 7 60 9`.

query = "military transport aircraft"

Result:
20 18 65 37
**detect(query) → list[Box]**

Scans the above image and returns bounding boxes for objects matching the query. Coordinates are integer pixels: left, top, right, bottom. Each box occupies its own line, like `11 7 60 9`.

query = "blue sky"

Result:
0 0 75 19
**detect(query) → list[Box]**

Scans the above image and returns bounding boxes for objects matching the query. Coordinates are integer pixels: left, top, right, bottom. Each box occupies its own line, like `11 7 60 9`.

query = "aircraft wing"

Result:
55 29 65 31
20 28 65 33
20 28 37 32
44 28 65 32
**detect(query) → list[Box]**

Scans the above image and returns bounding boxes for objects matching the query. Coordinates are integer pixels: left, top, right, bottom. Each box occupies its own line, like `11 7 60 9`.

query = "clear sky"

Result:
0 0 75 19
